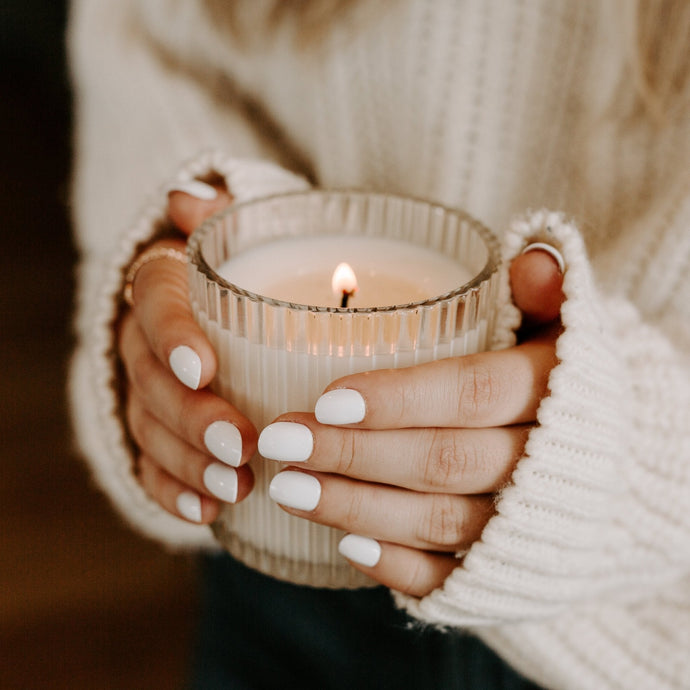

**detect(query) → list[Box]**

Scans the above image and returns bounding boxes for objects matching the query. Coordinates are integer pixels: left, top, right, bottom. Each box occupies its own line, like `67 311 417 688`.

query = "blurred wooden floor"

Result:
1 13 199 690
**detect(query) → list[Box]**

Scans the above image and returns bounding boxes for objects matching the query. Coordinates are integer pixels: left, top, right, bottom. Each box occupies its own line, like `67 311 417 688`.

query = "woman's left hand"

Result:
260 248 564 596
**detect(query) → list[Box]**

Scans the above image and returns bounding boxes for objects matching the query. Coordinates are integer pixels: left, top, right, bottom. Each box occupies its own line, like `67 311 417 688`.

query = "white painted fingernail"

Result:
204 421 242 467
269 471 321 511
203 463 238 503
338 534 381 567
521 242 565 273
258 422 313 462
169 345 202 390
315 389 366 425
176 491 202 522
167 180 218 200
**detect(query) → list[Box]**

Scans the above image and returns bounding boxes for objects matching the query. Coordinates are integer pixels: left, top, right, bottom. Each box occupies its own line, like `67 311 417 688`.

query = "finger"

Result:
314 335 558 430
138 454 221 524
129 238 216 390
510 245 565 325
127 391 254 505
260 416 528 494
338 535 457 597
268 469 494 552
167 182 233 236
120 313 257 466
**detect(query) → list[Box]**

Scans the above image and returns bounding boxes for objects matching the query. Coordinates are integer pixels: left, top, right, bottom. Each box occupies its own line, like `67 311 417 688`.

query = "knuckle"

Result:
174 388 204 447
180 454 203 489
343 489 366 530
334 430 357 475
397 557 430 597
388 370 410 426
423 431 478 490
128 350 155 397
456 361 500 423
418 495 466 548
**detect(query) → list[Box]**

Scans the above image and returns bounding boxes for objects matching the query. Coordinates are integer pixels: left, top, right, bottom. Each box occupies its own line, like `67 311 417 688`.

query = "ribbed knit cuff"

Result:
70 151 309 549
391 207 690 689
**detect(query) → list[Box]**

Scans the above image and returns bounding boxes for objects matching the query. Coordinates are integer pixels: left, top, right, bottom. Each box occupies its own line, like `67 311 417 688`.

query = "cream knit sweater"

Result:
69 1 690 688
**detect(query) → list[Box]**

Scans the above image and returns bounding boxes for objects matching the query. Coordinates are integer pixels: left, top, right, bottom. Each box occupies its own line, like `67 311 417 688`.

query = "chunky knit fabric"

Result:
69 1 690 687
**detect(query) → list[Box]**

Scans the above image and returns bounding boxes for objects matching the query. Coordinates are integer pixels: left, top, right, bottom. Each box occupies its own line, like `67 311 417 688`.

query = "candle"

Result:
188 190 500 588
216 235 472 308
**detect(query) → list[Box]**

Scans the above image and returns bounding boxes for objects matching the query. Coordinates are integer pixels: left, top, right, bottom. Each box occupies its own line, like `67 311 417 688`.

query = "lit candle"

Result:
215 235 472 308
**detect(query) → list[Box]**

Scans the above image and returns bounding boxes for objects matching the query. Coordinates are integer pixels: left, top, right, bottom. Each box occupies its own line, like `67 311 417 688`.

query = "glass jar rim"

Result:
186 189 500 313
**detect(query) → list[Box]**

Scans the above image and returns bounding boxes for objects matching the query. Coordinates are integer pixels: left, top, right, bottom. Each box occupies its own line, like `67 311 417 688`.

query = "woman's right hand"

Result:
118 183 257 524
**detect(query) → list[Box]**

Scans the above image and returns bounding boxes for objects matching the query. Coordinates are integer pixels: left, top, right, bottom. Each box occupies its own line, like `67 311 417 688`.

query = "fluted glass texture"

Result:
187 190 500 587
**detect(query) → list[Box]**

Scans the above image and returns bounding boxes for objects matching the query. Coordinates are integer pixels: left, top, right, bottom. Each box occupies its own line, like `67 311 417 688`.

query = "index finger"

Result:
167 182 233 236
315 335 558 430
130 239 217 390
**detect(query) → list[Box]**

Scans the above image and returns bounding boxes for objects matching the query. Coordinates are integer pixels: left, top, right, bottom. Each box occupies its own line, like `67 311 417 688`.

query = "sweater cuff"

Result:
71 151 309 549
395 210 634 625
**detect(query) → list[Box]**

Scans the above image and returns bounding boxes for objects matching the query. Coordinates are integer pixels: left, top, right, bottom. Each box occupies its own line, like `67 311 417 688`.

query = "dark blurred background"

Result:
1 3 198 687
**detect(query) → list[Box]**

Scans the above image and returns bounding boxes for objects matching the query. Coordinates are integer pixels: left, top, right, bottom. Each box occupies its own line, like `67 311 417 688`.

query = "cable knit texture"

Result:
69 0 690 687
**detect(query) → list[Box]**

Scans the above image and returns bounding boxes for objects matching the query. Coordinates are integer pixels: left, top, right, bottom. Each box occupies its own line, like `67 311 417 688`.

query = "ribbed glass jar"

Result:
187 190 500 587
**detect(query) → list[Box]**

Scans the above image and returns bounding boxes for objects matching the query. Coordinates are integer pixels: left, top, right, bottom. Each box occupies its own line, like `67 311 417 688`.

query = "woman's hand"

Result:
260 246 564 595
118 182 257 524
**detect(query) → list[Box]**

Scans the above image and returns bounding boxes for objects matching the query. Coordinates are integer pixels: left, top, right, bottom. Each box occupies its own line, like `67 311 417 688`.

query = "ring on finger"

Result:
122 246 188 308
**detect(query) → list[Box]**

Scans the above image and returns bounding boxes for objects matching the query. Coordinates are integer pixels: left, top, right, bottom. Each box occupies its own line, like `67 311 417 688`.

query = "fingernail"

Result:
269 471 321 511
167 180 218 200
169 345 202 390
176 491 202 522
258 422 313 463
204 421 242 467
338 534 381 567
521 242 565 273
203 463 238 503
315 389 366 425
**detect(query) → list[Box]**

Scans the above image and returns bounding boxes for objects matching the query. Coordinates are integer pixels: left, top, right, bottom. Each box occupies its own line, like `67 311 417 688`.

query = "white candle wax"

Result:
216 236 472 307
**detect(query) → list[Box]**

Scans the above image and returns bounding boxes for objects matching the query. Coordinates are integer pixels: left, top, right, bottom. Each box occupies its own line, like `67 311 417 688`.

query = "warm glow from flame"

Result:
331 262 358 296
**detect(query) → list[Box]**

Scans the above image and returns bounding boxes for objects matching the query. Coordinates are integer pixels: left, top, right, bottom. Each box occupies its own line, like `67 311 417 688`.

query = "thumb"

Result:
167 180 234 236
509 244 565 325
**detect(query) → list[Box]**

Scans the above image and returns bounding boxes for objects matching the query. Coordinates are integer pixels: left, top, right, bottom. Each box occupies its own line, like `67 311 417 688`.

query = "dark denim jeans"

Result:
187 553 542 690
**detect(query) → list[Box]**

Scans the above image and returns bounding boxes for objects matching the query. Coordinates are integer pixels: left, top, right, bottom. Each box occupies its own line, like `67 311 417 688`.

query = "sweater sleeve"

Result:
68 0 310 548
395 187 690 688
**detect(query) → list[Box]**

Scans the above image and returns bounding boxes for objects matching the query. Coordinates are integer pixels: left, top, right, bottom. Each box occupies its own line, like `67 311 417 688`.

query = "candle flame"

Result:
331 262 358 296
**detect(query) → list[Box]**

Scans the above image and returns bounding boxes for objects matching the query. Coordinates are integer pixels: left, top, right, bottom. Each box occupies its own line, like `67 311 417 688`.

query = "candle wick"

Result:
340 290 353 308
